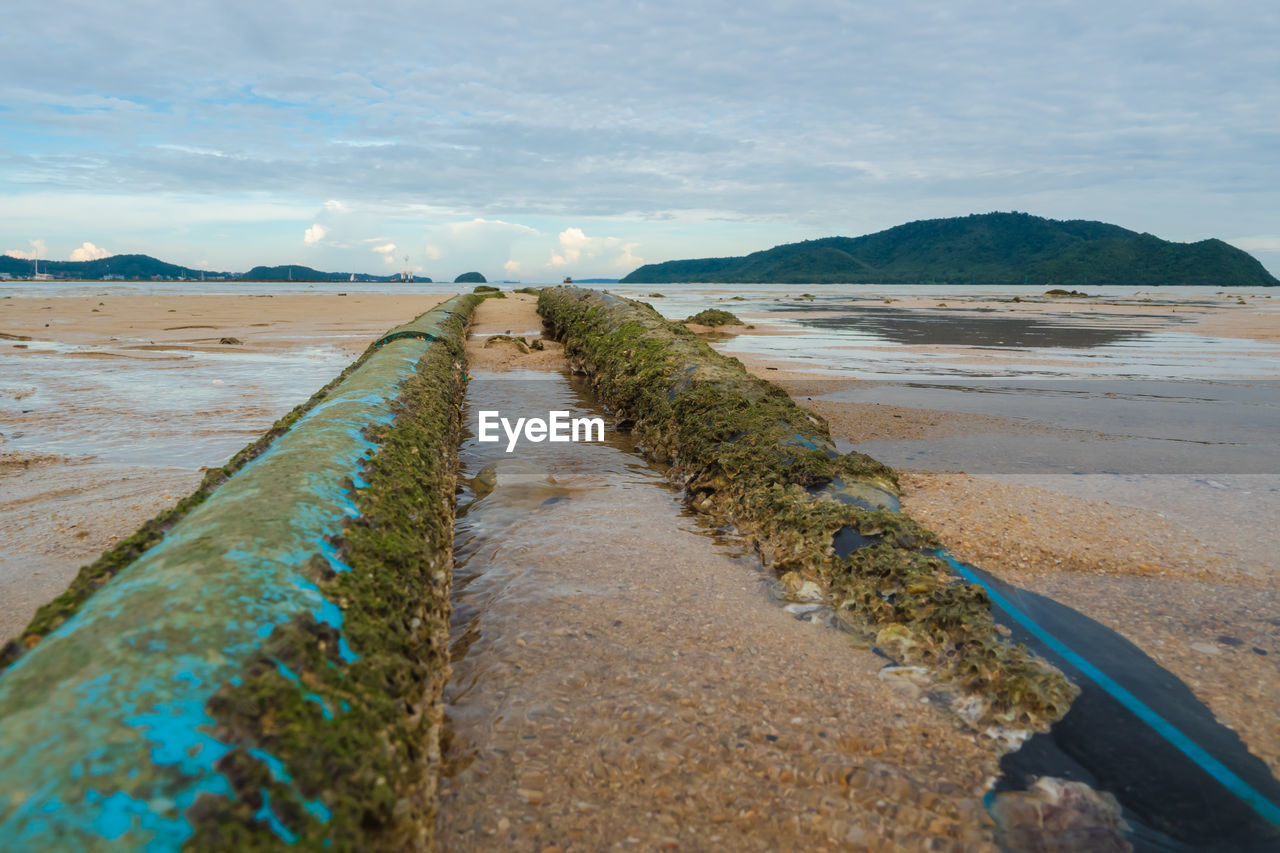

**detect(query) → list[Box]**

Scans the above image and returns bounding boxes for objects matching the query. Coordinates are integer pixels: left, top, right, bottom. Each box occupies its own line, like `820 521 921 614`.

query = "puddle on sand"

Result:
436 369 1001 850
708 301 1280 381
784 305 1169 349
0 344 350 467
827 379 1280 476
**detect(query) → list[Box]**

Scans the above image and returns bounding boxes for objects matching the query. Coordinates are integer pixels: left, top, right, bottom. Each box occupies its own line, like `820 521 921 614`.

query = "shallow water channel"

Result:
435 368 998 850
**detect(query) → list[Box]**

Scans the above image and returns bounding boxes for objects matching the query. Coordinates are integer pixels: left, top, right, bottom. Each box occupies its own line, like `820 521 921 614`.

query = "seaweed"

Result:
537 286 1077 730
684 308 743 326
1 336 399 672
0 297 485 849
185 303 474 850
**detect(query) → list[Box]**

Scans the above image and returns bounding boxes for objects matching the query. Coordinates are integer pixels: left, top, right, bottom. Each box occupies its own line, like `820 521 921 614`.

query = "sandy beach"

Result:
702 293 1280 781
0 291 455 357
3 283 1278 791
437 296 1004 848
1 289 453 639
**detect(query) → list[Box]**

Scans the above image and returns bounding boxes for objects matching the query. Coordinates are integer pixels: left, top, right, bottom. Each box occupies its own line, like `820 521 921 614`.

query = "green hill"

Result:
240 265 427 282
620 213 1277 286
242 265 427 282
0 253 428 282
454 271 487 283
0 253 220 280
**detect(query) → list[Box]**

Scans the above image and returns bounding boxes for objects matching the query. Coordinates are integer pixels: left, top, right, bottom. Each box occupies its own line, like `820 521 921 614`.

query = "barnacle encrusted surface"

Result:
538 286 1077 730
0 295 481 850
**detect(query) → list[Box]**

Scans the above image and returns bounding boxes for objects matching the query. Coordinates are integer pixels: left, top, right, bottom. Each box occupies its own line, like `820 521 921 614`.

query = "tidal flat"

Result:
1 281 1277 847
0 287 454 638
438 300 1000 846
622 284 1280 787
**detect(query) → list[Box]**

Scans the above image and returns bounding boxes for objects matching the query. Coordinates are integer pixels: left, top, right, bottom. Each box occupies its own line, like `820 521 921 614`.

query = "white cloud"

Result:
303 223 328 244
6 3 1277 277
420 218 540 277
69 241 110 261
546 227 644 271
5 239 47 260
617 242 644 269
371 242 398 264
503 259 522 275
305 203 387 251
154 144 230 158
557 226 589 264
442 218 539 241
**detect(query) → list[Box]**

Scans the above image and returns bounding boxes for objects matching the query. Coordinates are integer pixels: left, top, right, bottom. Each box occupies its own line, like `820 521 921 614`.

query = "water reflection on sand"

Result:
1 343 349 467
438 370 1001 849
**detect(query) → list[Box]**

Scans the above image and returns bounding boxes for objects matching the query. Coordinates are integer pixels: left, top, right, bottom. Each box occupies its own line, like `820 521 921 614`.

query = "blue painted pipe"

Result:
0 297 473 849
940 551 1280 847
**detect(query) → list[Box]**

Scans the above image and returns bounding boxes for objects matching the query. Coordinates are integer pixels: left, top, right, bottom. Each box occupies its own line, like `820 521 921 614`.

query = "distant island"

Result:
454 271 487 283
620 212 1278 286
243 264 429 283
0 253 428 283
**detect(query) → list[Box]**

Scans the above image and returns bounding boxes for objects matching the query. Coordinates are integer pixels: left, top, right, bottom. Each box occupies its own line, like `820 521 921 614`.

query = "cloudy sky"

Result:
2 0 1277 279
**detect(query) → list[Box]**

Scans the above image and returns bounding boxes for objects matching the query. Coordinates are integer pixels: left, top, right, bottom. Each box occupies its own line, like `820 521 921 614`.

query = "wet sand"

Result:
464 293 567 371
702 289 1280 390
873 290 1280 345
659 287 1280 347
437 299 1004 849
895 469 1280 780
720 301 1280 781
2 285 1276 841
0 454 202 641
0 290 452 641
0 291 454 357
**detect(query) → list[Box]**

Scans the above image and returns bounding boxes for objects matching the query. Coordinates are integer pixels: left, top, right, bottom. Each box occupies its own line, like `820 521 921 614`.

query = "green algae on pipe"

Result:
0 293 484 850
537 286 1076 732
3 345 380 672
1 300 483 672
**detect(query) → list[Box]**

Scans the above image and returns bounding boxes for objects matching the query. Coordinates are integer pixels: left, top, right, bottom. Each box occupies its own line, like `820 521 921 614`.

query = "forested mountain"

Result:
0 254 427 282
620 213 1277 286
242 265 424 282
0 253 220 280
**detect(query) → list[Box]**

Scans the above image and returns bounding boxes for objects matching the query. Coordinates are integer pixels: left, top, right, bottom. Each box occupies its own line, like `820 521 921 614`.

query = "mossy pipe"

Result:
537 286 1077 731
0 293 483 851
1 297 481 671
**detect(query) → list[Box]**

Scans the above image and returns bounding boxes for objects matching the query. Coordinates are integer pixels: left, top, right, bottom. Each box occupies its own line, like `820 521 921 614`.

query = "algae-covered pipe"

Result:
537 287 1280 845
0 293 484 851
537 286 1077 731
